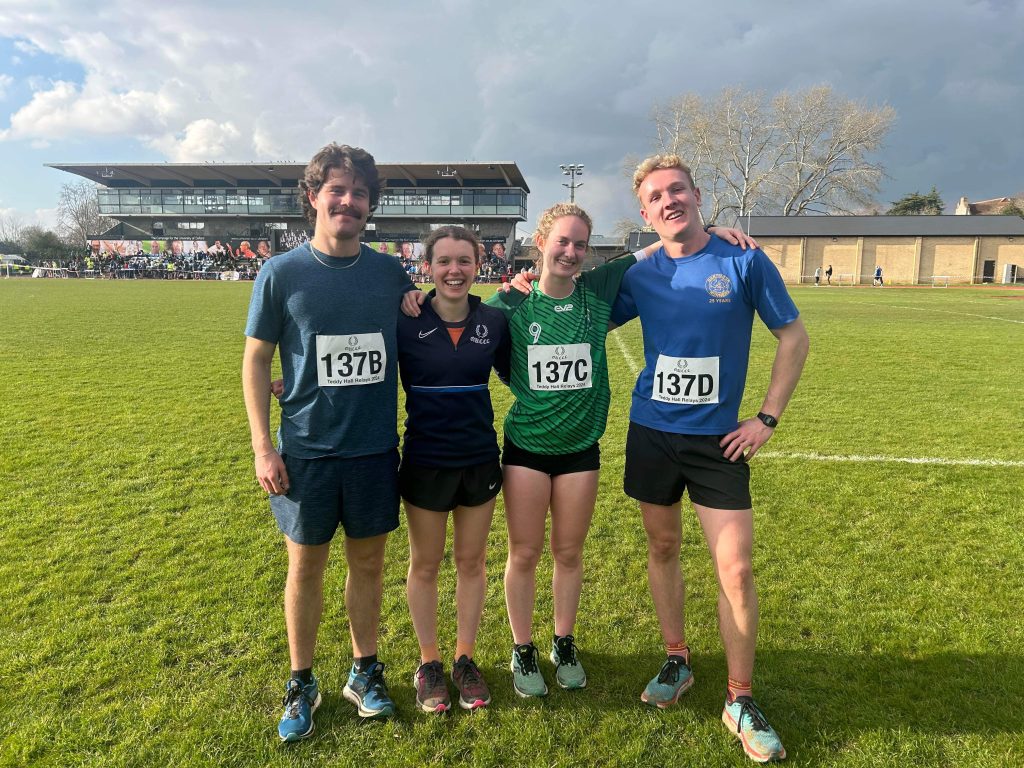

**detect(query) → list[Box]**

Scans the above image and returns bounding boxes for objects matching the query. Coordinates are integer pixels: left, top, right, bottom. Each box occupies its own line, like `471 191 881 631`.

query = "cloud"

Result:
0 0 1021 234
149 119 243 162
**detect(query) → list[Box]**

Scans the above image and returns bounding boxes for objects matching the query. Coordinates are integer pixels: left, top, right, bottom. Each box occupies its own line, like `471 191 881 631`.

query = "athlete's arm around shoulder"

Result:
242 336 289 495
720 316 809 462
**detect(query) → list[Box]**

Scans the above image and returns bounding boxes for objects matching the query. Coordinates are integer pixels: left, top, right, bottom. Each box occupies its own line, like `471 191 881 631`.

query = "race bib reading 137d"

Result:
651 355 719 404
315 333 386 387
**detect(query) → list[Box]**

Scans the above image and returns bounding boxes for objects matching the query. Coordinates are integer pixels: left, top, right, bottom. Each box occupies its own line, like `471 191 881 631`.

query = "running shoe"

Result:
452 655 491 710
549 635 587 689
510 643 548 698
722 695 786 763
343 661 396 719
641 656 693 708
413 660 451 713
278 676 321 742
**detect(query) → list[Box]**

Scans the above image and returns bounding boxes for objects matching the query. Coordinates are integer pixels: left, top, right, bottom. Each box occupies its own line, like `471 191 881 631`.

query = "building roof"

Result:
46 161 530 191
746 215 1024 237
627 214 1024 249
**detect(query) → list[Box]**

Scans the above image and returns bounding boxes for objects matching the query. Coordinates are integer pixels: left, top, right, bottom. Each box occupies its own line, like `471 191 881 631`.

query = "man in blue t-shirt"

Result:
611 155 809 763
243 143 413 741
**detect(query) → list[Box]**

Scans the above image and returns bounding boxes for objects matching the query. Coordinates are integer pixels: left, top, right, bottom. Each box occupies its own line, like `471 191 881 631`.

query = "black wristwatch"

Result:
756 412 779 428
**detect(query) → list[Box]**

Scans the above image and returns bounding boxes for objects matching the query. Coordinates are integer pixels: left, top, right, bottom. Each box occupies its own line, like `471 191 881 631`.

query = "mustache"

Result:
329 206 364 220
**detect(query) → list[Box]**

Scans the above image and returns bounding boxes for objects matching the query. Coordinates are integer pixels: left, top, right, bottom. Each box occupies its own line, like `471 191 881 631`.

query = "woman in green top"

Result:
484 203 637 696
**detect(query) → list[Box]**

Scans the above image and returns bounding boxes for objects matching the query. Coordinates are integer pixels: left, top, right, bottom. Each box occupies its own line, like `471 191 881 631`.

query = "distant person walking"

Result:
825 264 833 285
873 265 884 286
813 267 821 287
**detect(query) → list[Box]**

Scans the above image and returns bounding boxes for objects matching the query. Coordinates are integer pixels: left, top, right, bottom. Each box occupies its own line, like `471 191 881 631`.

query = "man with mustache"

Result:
243 143 414 741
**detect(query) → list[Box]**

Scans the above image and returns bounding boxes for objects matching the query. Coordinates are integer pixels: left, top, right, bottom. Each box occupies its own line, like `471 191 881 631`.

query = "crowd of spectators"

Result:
23 233 514 282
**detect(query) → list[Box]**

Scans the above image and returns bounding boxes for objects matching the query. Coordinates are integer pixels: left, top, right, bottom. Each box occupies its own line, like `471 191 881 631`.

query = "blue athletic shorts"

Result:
270 449 400 544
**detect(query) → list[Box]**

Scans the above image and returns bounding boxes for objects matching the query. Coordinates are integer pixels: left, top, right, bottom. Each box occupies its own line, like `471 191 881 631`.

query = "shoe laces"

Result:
733 696 771 734
555 635 578 666
515 644 539 674
365 662 389 695
419 661 446 691
657 657 686 685
282 681 308 717
455 657 482 686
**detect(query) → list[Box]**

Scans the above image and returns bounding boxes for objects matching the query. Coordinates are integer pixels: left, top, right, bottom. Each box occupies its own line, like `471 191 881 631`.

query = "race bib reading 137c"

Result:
527 343 592 391
315 333 386 387
652 355 719 404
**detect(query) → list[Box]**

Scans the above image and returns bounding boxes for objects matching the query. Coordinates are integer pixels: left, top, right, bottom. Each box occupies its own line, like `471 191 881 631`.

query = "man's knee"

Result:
646 532 681 563
346 540 387 578
717 558 755 599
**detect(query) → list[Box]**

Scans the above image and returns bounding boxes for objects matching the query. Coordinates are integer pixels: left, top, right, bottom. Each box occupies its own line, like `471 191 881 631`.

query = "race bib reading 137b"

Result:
315 333 386 387
652 355 719 404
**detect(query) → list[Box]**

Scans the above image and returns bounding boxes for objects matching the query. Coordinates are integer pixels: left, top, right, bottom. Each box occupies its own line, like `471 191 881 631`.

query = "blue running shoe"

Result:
343 661 396 719
278 676 321 742
641 656 693 708
722 695 786 763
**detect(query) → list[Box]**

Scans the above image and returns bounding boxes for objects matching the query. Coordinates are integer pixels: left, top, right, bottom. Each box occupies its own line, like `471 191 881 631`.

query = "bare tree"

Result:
0 212 25 245
646 85 894 222
56 180 114 246
610 217 649 248
772 86 895 215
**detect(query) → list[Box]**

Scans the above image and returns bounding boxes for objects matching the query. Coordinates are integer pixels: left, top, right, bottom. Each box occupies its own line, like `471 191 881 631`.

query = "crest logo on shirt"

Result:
470 323 491 345
708 274 733 303
705 274 732 302
529 322 542 344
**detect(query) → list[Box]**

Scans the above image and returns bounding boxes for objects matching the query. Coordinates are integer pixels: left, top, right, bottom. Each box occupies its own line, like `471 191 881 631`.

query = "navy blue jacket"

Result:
397 292 511 467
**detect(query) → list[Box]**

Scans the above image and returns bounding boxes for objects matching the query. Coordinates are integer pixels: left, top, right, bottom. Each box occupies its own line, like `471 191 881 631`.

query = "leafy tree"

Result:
647 84 895 223
20 226 76 264
887 188 944 215
999 201 1024 217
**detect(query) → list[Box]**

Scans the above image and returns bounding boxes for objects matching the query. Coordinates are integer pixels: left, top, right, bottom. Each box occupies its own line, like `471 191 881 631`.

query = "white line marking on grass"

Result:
612 330 641 374
888 305 1024 325
758 450 1024 468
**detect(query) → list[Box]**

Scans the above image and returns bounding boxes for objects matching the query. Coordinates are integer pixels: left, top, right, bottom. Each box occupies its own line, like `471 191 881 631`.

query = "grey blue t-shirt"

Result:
245 242 414 459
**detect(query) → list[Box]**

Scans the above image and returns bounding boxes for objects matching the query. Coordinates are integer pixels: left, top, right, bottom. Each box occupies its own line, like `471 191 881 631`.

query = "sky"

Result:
0 0 1022 237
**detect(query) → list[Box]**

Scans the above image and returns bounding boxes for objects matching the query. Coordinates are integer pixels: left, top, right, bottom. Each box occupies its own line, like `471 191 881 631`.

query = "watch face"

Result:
758 412 778 428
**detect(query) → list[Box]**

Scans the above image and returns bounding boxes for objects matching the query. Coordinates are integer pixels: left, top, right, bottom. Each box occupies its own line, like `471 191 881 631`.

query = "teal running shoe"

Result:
549 635 587 689
510 643 548 698
722 695 786 763
641 656 693 708
343 661 396 719
278 676 320 742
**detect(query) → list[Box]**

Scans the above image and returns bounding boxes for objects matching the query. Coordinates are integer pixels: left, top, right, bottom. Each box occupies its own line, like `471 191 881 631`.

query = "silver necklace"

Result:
310 242 362 270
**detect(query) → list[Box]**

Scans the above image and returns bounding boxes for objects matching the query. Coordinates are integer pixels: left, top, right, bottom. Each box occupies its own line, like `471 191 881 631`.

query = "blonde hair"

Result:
532 203 593 268
632 154 696 197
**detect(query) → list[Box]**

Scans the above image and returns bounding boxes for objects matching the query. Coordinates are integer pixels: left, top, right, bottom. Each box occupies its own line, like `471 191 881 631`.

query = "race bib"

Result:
315 333 386 387
527 343 592 391
652 355 719 404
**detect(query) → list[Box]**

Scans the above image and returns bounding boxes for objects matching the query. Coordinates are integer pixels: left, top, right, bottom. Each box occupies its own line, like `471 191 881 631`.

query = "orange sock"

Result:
727 677 752 701
665 641 690 666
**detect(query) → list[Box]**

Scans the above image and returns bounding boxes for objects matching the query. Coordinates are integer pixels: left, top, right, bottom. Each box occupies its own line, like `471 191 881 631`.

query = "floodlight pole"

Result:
560 163 584 203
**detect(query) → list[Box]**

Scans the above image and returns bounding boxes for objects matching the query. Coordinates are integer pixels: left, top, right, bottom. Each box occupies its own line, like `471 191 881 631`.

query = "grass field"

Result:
1 278 1022 767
